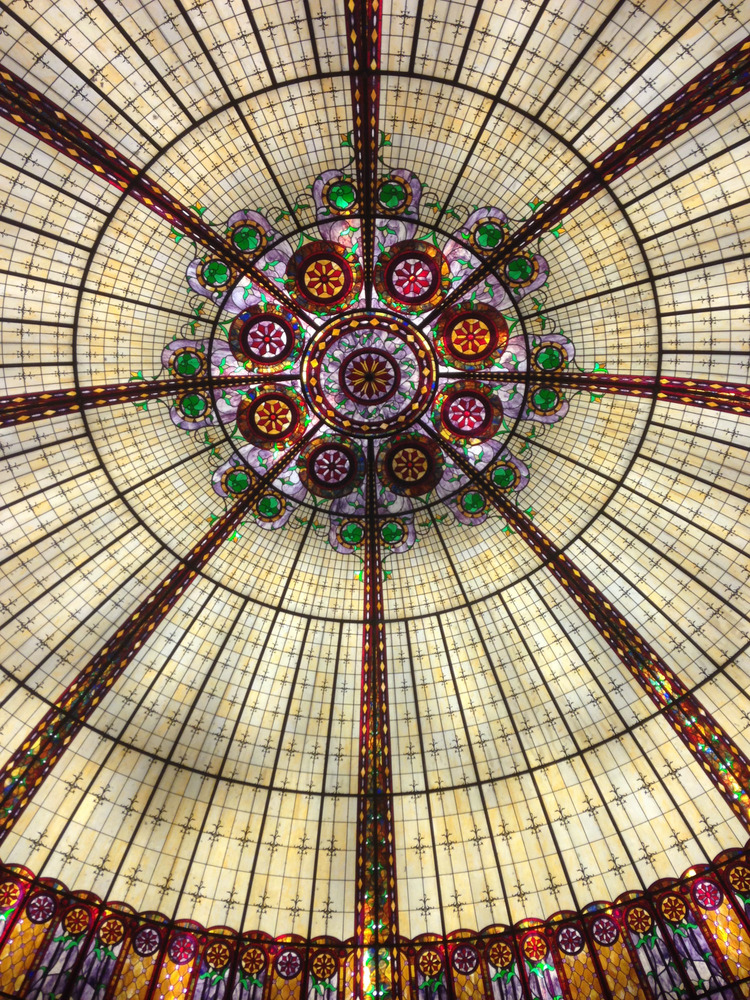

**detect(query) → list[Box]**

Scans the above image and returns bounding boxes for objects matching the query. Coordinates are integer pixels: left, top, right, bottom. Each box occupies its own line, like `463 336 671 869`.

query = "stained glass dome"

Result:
0 3 749 999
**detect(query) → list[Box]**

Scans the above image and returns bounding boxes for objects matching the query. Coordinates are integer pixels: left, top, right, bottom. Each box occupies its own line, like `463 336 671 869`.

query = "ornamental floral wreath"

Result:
157 164 577 558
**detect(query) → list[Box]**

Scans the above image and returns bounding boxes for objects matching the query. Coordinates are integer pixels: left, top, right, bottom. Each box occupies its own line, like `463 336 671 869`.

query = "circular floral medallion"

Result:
522 933 548 963
340 347 401 404
229 305 301 372
729 864 750 893
0 881 20 909
337 519 364 549
276 948 303 979
133 925 161 957
557 925 585 956
418 949 442 977
236 387 306 448
451 944 479 974
436 381 503 442
205 940 231 970
221 465 252 496
456 488 487 519
241 946 266 976
691 878 723 911
98 916 126 947
299 437 364 499
64 906 90 936
660 894 687 924
311 951 337 981
27 893 55 924
626 905 653 935
377 433 444 497
302 310 437 437
435 302 509 370
374 240 449 313
488 940 513 969
286 240 362 312
168 932 197 965
590 916 619 946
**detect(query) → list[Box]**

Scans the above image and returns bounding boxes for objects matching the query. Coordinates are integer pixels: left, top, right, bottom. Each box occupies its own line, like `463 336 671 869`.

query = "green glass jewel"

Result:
232 225 261 252
476 221 504 249
329 181 356 210
536 345 563 370
379 181 406 210
462 491 486 513
226 470 249 494
257 494 282 518
532 387 559 412
180 394 207 418
174 352 202 376
381 521 404 545
341 521 364 546
492 465 516 489
507 256 534 283
203 260 230 286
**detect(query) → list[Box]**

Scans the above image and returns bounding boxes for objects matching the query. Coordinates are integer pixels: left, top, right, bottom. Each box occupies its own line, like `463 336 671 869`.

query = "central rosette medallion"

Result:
301 310 438 437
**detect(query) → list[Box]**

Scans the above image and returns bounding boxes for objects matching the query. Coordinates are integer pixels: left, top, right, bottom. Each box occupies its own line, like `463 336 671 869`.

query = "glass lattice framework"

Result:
0 4 748 1000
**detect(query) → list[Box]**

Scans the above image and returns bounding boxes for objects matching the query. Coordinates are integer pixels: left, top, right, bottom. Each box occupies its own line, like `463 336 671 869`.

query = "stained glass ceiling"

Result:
0 0 749 957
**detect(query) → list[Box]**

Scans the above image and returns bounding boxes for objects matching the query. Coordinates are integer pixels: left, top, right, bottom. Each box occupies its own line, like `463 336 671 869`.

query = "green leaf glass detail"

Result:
507 256 534 283
492 465 516 489
462 491 486 513
476 221 504 249
232 225 261 252
536 346 562 370
226 471 250 494
175 353 202 376
381 521 404 545
379 181 406 210
329 181 357 210
532 387 559 412
258 495 282 518
203 260 230 286
181 394 207 417
341 521 364 546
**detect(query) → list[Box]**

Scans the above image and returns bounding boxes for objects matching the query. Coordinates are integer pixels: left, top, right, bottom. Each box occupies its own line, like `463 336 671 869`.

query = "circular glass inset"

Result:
198 259 232 289
505 255 538 288
327 179 357 211
178 392 210 420
286 240 362 312
339 521 364 547
377 434 443 497
340 347 401 404
532 343 565 371
378 176 411 213
436 303 509 370
171 347 205 378
228 219 266 254
381 521 405 545
374 240 449 314
236 388 305 448
300 438 364 499
302 310 437 437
